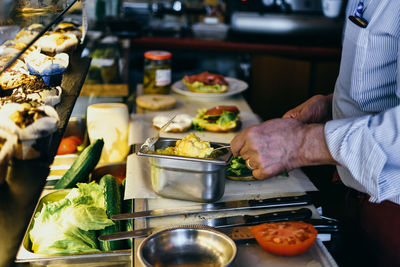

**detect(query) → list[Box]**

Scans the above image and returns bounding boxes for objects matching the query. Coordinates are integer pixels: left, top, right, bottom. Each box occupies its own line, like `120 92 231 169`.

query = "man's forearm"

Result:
300 123 339 166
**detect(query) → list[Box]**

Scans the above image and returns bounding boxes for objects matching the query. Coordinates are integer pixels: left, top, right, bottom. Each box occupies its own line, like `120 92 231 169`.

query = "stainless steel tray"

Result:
136 137 233 203
15 190 131 266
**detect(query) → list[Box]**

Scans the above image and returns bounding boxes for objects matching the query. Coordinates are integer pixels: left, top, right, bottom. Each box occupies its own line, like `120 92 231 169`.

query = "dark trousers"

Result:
340 188 400 267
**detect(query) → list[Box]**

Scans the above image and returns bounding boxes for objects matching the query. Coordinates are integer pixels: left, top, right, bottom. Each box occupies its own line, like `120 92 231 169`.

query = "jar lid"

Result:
144 51 172 60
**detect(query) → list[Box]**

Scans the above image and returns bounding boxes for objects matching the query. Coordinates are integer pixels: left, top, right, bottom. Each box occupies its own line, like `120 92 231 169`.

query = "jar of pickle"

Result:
143 51 172 94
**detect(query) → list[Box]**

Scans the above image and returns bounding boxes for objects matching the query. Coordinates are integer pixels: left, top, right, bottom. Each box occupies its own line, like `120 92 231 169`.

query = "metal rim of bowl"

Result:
137 225 237 267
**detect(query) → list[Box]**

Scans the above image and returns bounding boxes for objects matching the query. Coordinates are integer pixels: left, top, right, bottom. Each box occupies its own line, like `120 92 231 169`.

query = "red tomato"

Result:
57 138 77 155
251 221 318 256
64 136 83 146
204 106 239 116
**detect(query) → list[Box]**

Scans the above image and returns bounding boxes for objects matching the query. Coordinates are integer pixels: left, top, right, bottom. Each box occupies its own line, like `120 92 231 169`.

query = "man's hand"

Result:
283 94 333 123
230 118 336 180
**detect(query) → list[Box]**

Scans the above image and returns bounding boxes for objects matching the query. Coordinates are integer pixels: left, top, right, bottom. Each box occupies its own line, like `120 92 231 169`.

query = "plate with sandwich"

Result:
172 71 248 101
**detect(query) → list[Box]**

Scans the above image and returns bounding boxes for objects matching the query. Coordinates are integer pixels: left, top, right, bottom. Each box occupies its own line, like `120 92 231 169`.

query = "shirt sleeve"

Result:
325 103 400 202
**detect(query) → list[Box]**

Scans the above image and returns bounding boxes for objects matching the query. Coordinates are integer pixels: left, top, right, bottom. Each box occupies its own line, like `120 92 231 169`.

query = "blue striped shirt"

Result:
325 0 400 204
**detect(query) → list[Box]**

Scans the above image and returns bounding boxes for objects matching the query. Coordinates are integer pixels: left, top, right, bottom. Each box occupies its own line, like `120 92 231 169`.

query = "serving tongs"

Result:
141 115 176 152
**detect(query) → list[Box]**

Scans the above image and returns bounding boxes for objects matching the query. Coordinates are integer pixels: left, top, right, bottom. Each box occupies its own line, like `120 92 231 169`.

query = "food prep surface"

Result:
131 89 337 266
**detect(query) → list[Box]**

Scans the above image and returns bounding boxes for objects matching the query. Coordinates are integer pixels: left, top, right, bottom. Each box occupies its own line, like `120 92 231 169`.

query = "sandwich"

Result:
183 71 228 93
192 105 240 132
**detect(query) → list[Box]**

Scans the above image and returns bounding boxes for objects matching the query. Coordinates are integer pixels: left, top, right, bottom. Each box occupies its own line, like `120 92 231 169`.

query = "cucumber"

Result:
54 139 104 189
121 179 133 249
99 174 124 251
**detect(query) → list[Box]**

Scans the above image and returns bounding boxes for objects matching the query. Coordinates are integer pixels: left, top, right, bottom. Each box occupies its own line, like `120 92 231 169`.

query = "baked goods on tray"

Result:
183 71 228 93
192 105 241 132
0 103 59 159
0 128 17 184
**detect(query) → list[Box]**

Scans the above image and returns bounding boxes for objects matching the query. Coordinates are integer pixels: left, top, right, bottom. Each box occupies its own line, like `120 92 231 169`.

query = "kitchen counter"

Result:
0 54 91 267
130 87 337 266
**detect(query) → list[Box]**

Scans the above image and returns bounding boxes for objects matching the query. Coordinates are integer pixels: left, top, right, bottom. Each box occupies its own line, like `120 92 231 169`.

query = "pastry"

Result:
11 85 62 107
0 103 59 159
25 51 69 86
0 40 39 59
14 24 45 44
152 114 192 133
136 94 176 110
54 21 82 41
0 58 35 91
35 32 78 55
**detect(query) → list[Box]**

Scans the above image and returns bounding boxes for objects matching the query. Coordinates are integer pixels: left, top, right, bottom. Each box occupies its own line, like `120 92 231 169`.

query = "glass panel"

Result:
0 0 79 74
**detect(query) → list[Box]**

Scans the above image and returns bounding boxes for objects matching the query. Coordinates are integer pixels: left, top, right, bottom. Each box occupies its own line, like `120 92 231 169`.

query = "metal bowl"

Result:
137 225 237 267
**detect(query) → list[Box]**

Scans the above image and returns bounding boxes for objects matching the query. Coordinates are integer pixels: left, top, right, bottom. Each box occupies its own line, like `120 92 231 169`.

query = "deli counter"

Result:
0 1 345 267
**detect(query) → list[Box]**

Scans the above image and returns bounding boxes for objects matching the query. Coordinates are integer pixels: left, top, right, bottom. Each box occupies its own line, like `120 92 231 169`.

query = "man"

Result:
231 1 400 266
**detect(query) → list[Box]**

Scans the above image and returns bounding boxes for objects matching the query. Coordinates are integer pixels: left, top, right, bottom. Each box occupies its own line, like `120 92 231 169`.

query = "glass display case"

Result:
0 1 94 266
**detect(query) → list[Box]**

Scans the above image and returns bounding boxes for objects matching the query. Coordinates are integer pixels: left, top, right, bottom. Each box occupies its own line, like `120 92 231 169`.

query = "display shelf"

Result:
0 0 81 75
0 54 91 267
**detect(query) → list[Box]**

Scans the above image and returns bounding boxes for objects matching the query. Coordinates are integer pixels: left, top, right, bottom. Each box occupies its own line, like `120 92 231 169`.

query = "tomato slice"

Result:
57 138 78 155
251 221 318 256
204 106 239 116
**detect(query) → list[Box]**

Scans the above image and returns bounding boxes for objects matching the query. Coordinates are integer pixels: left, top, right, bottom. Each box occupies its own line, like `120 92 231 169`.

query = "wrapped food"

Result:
14 24 45 44
54 21 82 42
0 103 59 159
0 57 36 91
0 40 40 59
25 51 69 86
35 32 78 55
11 85 62 107
0 129 16 184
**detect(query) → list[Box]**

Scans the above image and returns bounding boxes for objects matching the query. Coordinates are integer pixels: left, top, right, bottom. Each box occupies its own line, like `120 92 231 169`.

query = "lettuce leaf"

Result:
30 182 114 254
226 156 253 177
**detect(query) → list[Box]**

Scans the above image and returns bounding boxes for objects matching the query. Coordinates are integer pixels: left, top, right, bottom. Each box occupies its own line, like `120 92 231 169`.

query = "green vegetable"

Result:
121 179 133 249
226 156 253 177
99 175 124 251
29 182 114 254
226 156 289 177
54 139 104 189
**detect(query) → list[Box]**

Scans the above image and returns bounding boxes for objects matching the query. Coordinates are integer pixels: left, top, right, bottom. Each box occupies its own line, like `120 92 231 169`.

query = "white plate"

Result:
171 77 248 102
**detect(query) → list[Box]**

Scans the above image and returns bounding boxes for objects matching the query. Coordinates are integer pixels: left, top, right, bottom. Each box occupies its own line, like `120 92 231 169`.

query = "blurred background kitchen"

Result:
39 0 345 121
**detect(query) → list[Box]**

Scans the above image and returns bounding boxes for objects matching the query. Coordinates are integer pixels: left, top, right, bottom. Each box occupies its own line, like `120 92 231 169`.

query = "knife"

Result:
219 218 340 242
99 207 313 241
112 194 312 220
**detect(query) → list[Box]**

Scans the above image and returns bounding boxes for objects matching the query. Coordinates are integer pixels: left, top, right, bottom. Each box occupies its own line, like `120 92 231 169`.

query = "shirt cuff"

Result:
324 117 387 200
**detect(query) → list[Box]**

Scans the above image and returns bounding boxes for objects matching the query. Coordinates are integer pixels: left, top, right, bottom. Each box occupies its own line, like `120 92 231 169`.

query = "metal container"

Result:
137 137 233 203
15 163 131 266
137 225 237 267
